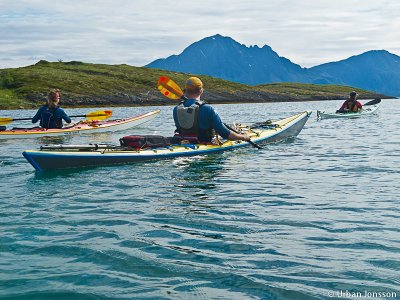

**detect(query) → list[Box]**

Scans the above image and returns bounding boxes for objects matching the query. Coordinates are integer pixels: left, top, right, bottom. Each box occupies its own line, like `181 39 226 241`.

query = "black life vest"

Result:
41 106 63 129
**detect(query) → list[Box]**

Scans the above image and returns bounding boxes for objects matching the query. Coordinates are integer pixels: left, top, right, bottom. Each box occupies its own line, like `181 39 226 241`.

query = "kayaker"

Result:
32 89 71 129
337 91 363 113
173 77 250 143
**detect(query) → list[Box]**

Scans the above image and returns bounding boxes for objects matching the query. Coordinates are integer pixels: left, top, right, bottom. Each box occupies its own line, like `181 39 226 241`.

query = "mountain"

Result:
145 35 400 96
146 34 314 85
309 50 400 96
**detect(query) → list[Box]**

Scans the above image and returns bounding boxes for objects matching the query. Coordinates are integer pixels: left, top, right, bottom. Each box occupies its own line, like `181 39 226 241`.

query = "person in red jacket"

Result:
337 91 363 113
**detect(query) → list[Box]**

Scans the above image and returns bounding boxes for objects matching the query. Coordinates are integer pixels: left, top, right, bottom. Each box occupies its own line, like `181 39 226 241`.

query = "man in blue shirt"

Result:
173 77 250 143
32 89 71 129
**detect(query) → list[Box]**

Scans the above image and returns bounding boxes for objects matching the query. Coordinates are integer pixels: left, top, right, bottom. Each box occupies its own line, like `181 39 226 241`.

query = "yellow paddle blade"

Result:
0 117 14 125
157 76 183 100
85 110 113 121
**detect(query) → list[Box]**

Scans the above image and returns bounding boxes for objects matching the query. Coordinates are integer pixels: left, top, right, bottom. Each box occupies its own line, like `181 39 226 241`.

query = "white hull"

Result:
317 104 380 120
0 110 160 139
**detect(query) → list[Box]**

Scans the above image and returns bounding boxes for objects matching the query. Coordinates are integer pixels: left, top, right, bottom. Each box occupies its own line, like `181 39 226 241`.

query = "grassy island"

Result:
0 60 387 110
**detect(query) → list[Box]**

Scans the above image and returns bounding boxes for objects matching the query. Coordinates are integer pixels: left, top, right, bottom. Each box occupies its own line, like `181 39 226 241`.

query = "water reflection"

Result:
171 154 227 192
152 154 229 216
36 135 72 145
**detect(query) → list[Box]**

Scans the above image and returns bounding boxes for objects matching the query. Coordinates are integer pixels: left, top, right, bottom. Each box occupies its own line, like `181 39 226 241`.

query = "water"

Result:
0 100 399 300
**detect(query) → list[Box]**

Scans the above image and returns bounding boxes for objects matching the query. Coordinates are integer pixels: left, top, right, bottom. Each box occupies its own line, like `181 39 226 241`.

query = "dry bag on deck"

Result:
119 135 171 149
170 134 199 144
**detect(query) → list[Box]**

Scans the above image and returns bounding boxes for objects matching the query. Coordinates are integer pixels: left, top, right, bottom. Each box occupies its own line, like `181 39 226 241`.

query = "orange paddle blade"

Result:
157 76 184 100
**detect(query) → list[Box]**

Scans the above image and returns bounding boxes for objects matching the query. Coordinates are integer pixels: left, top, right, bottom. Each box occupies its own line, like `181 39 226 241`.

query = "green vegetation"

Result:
0 71 17 89
0 89 31 108
0 61 386 110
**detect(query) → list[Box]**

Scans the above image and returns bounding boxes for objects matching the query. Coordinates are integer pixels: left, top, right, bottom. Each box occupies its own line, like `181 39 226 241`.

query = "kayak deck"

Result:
23 111 311 172
0 110 160 139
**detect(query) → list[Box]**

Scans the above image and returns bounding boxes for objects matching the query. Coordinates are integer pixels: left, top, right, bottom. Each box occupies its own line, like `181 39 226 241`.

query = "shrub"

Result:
0 71 16 88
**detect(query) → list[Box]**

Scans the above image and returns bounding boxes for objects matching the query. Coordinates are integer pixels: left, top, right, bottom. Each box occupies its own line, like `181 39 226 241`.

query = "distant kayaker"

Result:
337 91 363 113
173 77 250 143
32 89 71 129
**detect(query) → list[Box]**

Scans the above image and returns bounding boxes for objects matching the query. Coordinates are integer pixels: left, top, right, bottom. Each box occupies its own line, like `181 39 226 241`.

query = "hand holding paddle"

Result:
157 76 262 149
224 123 263 149
0 110 113 125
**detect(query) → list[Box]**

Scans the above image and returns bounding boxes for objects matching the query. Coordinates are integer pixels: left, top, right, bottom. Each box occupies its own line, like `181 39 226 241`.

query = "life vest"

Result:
346 100 360 112
175 100 215 142
41 106 63 129
176 100 205 135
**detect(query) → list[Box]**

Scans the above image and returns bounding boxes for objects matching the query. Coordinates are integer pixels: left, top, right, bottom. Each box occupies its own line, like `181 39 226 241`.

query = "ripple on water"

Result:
1 101 400 299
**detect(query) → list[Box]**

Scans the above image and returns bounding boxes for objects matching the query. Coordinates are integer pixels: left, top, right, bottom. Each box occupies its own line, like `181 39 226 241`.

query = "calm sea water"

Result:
0 100 399 300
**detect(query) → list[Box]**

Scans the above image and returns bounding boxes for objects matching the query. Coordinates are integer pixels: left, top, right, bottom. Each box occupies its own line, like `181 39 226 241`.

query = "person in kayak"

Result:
32 89 71 129
173 77 250 143
337 91 363 113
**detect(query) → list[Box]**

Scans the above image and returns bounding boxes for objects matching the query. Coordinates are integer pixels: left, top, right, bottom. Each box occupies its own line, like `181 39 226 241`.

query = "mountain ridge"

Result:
146 34 400 96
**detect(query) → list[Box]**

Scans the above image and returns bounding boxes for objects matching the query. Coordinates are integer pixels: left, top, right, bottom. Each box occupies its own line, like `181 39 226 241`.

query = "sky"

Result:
1 0 400 69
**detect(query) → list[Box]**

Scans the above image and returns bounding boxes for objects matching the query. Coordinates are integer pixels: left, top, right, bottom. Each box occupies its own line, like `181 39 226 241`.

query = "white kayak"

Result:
0 110 160 139
317 99 381 120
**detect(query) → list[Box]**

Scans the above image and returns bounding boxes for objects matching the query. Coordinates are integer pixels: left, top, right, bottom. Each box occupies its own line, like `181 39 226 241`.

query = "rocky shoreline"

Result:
20 89 388 110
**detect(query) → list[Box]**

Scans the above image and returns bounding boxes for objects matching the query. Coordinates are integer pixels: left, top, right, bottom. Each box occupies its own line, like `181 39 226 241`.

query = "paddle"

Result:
224 123 263 149
157 76 262 149
335 98 382 114
0 110 113 125
363 98 381 106
157 76 188 100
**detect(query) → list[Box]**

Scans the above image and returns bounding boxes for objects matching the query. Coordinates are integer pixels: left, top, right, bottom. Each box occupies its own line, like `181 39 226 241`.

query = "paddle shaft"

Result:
2 112 110 122
363 98 381 106
6 114 90 122
224 123 262 149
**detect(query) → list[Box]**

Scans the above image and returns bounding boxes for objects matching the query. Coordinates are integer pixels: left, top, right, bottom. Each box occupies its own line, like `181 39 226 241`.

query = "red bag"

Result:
119 135 171 149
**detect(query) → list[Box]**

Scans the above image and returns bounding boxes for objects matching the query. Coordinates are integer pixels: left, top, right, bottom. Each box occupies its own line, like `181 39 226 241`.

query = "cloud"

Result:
0 0 399 68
